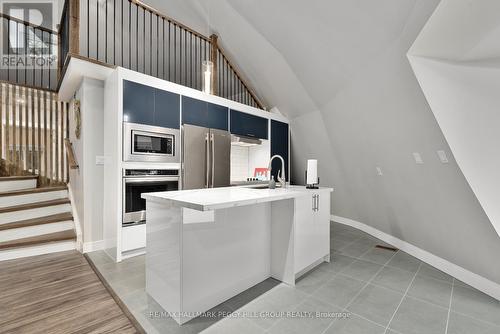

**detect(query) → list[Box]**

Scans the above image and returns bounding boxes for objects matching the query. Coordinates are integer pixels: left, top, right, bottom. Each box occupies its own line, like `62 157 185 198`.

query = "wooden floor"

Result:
0 251 141 334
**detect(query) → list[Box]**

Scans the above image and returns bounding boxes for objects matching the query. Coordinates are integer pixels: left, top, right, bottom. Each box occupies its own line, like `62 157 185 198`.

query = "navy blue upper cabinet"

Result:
207 102 229 130
123 80 155 125
271 120 289 181
230 110 268 139
154 89 180 129
123 80 180 129
182 96 228 130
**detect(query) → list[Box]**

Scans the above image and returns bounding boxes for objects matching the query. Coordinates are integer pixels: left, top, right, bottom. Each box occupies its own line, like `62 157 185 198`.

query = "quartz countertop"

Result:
142 185 333 211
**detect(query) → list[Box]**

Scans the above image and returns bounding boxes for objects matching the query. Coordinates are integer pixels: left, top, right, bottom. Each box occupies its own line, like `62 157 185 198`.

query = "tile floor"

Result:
87 222 500 334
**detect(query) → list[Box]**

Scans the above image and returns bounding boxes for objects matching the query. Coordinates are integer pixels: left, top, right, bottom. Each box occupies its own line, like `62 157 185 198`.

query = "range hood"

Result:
231 134 262 147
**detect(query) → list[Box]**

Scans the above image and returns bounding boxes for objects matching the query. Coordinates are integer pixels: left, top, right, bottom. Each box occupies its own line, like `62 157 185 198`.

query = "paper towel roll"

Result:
306 159 318 185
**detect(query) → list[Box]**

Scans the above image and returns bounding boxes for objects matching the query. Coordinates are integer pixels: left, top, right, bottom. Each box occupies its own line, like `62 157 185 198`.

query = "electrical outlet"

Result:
437 150 449 163
376 167 383 176
413 152 424 164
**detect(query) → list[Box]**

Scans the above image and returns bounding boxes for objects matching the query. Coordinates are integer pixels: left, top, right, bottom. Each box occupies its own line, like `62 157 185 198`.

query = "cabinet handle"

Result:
312 194 318 212
211 133 215 188
316 194 320 211
205 133 209 188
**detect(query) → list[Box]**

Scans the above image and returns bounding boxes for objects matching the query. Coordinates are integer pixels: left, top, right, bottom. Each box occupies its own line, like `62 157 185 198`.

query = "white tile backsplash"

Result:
230 141 271 182
230 146 249 182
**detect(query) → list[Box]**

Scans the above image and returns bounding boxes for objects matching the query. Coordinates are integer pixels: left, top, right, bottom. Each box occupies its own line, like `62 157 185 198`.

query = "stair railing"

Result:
0 82 69 184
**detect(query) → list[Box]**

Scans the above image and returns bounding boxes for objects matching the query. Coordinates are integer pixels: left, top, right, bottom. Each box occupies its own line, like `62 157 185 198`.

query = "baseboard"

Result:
331 215 500 301
67 183 83 252
83 240 105 253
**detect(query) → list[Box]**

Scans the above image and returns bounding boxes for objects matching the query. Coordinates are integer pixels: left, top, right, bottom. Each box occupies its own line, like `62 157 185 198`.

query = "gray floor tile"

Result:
340 259 383 282
86 250 114 265
451 285 500 326
295 265 335 294
324 314 386 334
347 284 403 326
225 278 280 311
407 275 452 308
322 253 357 274
388 296 447 334
111 272 146 297
371 266 415 293
417 263 453 283
312 274 366 308
447 311 500 334
386 252 421 273
121 287 148 312
331 238 353 251
338 240 377 258
360 247 397 265
201 317 264 334
87 225 500 334
268 296 340 334
332 231 363 244
237 284 307 330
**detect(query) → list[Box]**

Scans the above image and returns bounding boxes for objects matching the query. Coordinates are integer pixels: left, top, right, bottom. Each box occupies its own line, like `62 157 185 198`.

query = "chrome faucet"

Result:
268 155 286 188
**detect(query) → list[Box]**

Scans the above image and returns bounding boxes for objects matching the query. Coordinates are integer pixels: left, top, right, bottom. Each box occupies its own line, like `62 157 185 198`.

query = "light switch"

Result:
437 150 449 163
96 156 106 165
413 152 424 164
376 167 383 176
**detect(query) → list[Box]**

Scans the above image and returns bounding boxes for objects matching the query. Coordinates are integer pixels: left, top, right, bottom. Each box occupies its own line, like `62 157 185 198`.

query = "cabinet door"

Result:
294 192 330 274
230 110 268 139
270 120 289 181
182 96 208 128
207 102 229 130
294 194 316 274
154 89 180 129
123 80 154 125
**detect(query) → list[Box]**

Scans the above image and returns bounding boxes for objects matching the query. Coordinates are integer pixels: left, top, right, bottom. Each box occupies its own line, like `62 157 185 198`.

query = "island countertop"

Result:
141 185 333 211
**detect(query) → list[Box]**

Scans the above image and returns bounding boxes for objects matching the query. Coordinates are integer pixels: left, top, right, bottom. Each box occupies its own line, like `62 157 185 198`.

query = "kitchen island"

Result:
142 185 333 325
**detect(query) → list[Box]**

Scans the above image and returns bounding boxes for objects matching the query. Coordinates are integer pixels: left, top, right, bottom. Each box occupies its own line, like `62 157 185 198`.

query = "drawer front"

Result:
122 224 146 252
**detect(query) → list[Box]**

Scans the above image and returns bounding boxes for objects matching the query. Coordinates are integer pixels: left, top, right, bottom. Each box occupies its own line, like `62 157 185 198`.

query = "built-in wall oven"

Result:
123 122 180 163
122 169 179 226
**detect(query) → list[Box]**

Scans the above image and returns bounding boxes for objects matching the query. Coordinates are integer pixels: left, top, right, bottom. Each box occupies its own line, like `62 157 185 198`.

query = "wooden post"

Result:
210 34 218 95
69 0 80 56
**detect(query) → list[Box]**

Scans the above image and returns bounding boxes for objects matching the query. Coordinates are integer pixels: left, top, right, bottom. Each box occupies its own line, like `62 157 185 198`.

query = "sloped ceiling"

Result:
408 0 500 236
145 0 500 285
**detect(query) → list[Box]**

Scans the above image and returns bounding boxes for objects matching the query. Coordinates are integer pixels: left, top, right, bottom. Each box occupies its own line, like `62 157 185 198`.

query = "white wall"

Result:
69 78 105 247
408 0 500 236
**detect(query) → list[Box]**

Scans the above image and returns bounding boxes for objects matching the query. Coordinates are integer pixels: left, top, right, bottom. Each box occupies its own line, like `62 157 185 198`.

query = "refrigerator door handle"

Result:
211 133 215 188
205 133 210 188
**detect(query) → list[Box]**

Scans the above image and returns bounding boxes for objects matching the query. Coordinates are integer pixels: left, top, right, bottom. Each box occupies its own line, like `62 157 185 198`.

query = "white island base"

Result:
143 186 332 325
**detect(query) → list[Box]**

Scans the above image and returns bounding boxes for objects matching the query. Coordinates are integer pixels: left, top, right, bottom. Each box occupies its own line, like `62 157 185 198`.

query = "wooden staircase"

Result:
0 176 76 261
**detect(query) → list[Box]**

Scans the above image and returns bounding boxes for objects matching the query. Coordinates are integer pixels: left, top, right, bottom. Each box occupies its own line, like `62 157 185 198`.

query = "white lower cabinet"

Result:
122 224 146 252
294 190 330 274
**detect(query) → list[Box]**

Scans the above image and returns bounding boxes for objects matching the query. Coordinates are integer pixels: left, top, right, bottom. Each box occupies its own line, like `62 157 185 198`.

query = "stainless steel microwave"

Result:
123 122 180 163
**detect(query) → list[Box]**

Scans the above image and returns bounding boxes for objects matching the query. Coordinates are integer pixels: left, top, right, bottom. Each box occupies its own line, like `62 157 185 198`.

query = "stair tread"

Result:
0 212 73 231
0 230 76 250
0 186 67 197
0 198 71 214
0 176 38 181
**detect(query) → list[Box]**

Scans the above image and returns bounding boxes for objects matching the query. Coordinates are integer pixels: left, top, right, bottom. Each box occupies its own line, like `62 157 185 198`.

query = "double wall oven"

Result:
122 122 181 227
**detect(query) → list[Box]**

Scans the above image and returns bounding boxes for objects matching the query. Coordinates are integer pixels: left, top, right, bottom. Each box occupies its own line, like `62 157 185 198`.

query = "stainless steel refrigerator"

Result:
182 124 231 189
